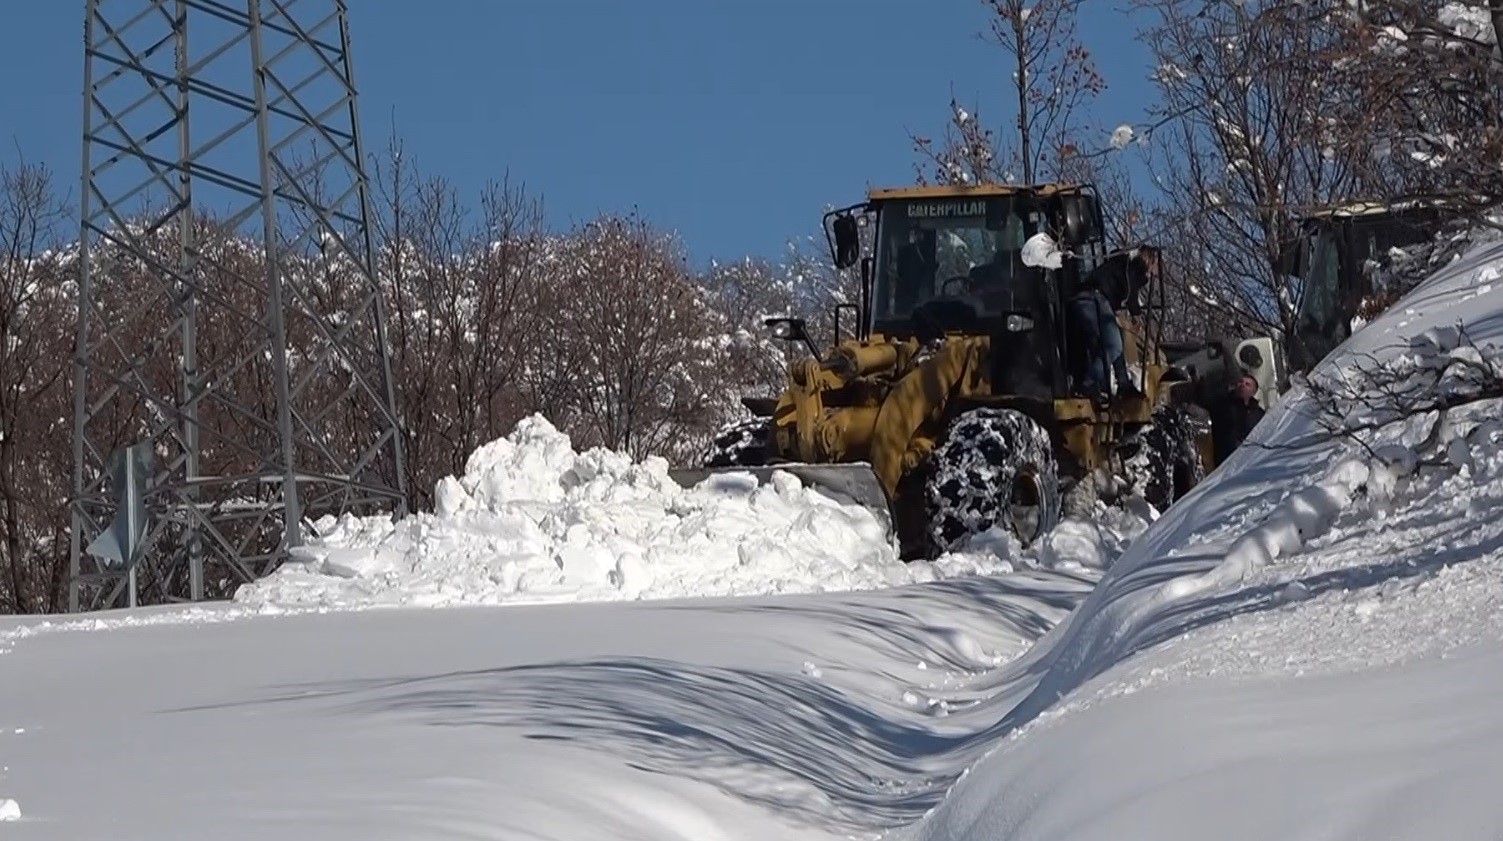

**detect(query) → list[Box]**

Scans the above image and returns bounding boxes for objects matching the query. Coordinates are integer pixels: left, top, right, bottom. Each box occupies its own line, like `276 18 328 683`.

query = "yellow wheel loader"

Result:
672 183 1217 559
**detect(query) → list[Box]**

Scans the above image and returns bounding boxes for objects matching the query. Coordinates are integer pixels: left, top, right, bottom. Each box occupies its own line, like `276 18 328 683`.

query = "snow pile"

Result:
1033 503 1151 574
898 223 1503 841
0 799 19 822
234 415 1036 609
905 349 1503 839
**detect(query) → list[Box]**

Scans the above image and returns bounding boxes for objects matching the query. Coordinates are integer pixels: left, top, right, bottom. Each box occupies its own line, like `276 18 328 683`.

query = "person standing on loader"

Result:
1070 245 1160 398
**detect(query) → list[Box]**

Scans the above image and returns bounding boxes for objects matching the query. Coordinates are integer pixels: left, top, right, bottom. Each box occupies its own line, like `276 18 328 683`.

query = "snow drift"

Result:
897 223 1503 840
236 415 1135 610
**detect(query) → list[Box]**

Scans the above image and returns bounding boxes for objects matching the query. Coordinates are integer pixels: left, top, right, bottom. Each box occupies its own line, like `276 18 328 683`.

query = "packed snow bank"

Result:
908 638 1503 841
900 224 1503 840
902 430 1503 840
236 415 1133 610
1017 225 1503 707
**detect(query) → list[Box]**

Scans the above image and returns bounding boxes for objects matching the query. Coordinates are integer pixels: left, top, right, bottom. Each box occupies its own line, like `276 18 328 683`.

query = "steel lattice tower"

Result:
69 0 408 611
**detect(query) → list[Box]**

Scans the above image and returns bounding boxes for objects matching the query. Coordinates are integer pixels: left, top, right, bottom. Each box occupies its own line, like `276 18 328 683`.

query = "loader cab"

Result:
826 184 1110 400
1279 201 1458 373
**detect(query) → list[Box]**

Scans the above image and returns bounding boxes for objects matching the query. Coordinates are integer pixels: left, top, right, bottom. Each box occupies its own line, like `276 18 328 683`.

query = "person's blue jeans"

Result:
1071 291 1130 394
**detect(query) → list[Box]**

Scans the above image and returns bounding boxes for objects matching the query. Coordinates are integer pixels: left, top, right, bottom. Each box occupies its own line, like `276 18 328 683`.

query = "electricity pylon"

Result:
69 0 408 611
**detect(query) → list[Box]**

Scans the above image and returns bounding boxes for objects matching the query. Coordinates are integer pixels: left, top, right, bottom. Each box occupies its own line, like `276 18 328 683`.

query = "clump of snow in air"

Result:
235 415 1029 610
1110 124 1135 150
0 799 19 822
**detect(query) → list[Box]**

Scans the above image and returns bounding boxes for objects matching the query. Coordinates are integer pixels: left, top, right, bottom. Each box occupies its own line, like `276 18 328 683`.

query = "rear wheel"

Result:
1125 404 1205 511
924 407 1062 555
702 417 771 467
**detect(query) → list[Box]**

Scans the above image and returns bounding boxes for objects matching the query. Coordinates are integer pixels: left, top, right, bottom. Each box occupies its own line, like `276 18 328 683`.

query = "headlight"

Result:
1006 314 1035 332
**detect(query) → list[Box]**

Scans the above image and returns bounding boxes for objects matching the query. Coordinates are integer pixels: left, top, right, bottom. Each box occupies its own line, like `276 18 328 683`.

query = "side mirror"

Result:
765 316 820 357
831 214 860 269
1059 193 1103 242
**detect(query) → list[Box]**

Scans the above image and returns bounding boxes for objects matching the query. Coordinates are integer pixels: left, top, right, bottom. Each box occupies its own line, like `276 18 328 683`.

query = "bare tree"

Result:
697 256 801 400
368 134 549 508
0 159 74 613
911 0 1106 186
1131 0 1369 341
452 178 549 466
1319 0 1503 219
546 213 725 463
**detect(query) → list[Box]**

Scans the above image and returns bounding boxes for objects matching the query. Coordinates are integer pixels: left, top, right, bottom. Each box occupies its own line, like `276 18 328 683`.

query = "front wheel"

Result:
924 407 1062 555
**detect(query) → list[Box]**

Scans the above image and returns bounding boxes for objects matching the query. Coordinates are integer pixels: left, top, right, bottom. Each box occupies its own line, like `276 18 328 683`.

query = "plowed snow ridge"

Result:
234 416 1148 610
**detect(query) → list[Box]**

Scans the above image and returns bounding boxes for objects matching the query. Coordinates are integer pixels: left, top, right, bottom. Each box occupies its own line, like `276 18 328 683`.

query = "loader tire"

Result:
702 417 770 467
1127 405 1205 512
924 407 1061 555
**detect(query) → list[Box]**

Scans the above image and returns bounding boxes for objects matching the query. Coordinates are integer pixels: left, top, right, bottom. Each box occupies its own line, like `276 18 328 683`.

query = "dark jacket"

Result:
1078 250 1151 315
1210 392 1265 463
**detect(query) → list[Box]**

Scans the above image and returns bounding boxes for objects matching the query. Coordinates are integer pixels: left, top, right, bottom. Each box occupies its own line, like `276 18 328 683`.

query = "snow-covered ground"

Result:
6 227 1503 839
1 565 1096 839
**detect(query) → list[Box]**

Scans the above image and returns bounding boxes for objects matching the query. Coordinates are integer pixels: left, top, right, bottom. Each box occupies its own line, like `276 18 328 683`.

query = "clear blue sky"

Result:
1 1 1160 267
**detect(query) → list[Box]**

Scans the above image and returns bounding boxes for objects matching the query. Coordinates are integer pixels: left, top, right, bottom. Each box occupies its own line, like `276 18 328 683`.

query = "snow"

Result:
1438 1 1495 44
1032 504 1149 574
235 414 1045 610
896 221 1503 841
10 224 1503 839
0 566 1094 839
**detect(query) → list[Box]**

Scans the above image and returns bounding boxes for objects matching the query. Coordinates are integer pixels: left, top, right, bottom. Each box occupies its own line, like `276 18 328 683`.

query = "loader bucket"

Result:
666 462 894 533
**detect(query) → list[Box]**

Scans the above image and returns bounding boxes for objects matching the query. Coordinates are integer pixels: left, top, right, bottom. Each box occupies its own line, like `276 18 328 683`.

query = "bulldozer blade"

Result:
667 462 893 530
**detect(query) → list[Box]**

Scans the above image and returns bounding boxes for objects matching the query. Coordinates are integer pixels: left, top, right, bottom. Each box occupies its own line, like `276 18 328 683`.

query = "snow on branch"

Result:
1295 321 1503 470
1156 319 1503 605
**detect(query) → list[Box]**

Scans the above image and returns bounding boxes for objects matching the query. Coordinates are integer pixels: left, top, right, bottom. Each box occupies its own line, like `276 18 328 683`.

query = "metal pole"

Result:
248 0 304 551
175 0 204 601
70 0 100 613
339 1 409 518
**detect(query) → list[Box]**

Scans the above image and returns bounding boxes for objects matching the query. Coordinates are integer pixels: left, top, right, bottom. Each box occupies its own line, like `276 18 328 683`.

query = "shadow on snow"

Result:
161 468 1503 835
